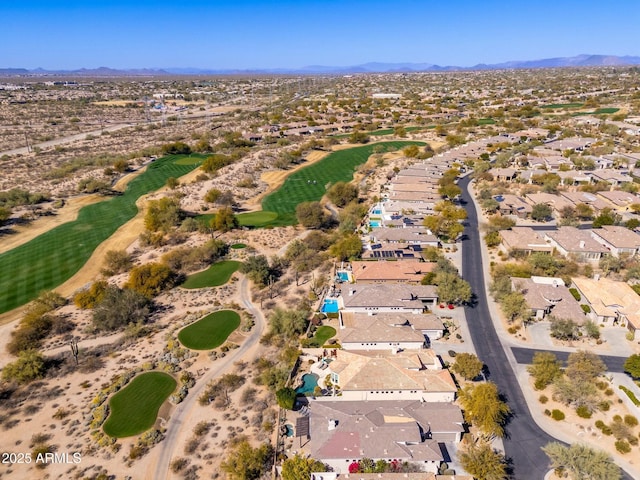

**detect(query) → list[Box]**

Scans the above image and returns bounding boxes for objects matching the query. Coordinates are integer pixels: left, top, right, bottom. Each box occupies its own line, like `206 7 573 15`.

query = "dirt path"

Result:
149 275 266 480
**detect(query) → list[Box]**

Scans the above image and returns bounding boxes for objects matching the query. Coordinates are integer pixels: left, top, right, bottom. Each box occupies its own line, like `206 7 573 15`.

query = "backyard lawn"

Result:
261 141 424 224
181 260 240 289
308 325 337 347
178 310 241 350
0 155 204 314
103 372 176 437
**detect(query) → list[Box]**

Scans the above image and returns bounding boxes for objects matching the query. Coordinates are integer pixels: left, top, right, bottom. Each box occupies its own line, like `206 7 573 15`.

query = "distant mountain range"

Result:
2 54 640 77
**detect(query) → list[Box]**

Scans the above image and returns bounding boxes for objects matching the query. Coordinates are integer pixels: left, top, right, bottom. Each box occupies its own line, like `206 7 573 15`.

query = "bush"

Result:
569 288 581 301
624 415 639 427
576 405 592 419
615 440 631 454
275 387 297 410
599 401 611 412
539 395 549 404
551 409 565 421
448 350 457 358
595 420 606 429
580 304 591 314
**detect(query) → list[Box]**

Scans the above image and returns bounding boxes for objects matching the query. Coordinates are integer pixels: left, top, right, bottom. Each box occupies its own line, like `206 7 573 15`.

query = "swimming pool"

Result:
321 298 339 313
295 373 319 395
372 209 382 215
336 271 349 282
369 220 381 228
285 424 294 437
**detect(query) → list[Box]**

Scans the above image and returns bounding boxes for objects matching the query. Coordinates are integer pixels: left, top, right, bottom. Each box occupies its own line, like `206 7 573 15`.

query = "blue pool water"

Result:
285 424 294 437
372 209 382 215
321 298 339 313
369 220 381 227
337 271 349 282
295 373 319 395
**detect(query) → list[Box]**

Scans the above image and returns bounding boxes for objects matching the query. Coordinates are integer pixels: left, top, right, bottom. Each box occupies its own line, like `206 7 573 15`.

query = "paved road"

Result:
511 347 628 372
459 176 558 479
460 176 633 480
150 276 266 480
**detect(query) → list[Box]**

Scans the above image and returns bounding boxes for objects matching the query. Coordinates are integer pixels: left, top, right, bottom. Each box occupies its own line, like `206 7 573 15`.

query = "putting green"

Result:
103 372 176 438
178 310 241 350
181 260 241 289
0 155 204 314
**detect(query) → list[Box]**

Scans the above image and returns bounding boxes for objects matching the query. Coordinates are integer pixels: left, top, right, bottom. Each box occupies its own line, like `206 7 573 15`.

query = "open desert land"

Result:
1 68 640 480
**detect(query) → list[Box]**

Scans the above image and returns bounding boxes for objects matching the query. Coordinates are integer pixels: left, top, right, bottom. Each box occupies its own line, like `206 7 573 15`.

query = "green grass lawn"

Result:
572 107 620 117
477 118 496 125
261 141 424 224
230 243 247 249
541 103 584 109
196 210 279 229
0 155 204 314
310 325 337 347
103 372 176 438
178 310 241 350
181 260 240 289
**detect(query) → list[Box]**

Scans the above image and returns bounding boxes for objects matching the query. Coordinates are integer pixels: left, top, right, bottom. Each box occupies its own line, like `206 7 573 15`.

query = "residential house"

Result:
500 227 553 255
497 194 532 218
591 225 640 257
490 168 518 181
307 400 464 473
339 311 445 344
350 260 435 284
544 137 595 152
559 191 609 214
512 276 585 322
572 277 640 337
369 227 440 249
544 227 609 262
589 170 634 186
524 193 574 214
341 284 438 314
597 190 640 211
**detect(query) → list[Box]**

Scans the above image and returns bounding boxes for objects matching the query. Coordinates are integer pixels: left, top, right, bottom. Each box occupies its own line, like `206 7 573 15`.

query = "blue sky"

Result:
3 0 639 70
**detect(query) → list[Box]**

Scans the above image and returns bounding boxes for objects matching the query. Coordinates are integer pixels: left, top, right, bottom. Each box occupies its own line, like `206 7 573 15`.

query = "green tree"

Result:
329 233 362 261
452 353 484 381
1 349 46 384
500 291 530 323
281 455 327 480
575 203 594 220
213 206 239 233
527 351 562 390
92 286 151 331
599 255 624 276
403 145 420 158
166 177 179 189
624 354 640 379
439 183 462 201
268 308 308 339
542 443 621 480
125 262 177 298
566 350 606 384
423 201 467 240
240 255 272 287
458 439 508 480
73 280 108 309
296 201 328 229
161 141 191 155
593 208 621 228
144 196 183 232
435 272 472 305
531 203 553 222
220 437 273 480
550 317 580 341
276 387 297 410
327 182 359 208
0 206 11 225
459 382 510 439
348 130 369 144
204 188 222 204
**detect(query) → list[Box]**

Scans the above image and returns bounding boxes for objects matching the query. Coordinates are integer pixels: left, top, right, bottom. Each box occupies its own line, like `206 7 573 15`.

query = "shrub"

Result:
599 401 611 412
448 350 457 358
576 405 592 419
569 288 581 301
624 415 639 427
580 304 591 314
615 440 631 454
551 409 565 421
601 425 613 435
275 387 297 410
539 395 549 404
595 420 605 429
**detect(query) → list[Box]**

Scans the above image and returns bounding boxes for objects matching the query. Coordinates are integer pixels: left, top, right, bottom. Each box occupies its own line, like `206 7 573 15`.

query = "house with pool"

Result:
340 284 438 314
349 260 434 284
318 349 457 402
338 311 444 347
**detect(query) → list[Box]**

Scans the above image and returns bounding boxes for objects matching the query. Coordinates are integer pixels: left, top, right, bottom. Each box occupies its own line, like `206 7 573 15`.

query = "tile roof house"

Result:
597 190 640 211
590 225 640 257
589 170 634 186
524 192 574 214
559 191 609 214
512 276 586 322
340 284 439 313
544 226 610 262
311 473 472 480
500 227 553 255
572 277 640 337
323 349 456 402
307 400 464 473
497 194 532 218
339 311 445 345
350 260 435 284
369 228 440 248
